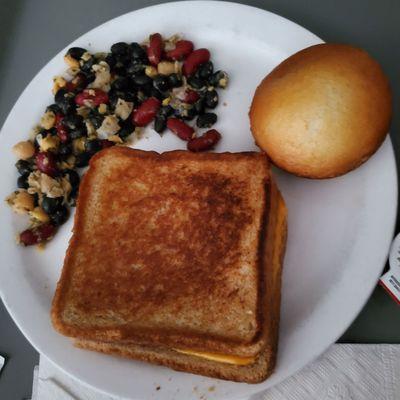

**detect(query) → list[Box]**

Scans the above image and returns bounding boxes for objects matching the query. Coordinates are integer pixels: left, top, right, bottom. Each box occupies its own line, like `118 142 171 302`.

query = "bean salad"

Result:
6 33 229 246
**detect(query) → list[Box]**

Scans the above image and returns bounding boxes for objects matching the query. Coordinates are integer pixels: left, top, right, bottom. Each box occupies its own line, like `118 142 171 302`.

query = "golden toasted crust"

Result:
249 43 392 178
52 147 281 356
75 338 275 384
74 185 287 383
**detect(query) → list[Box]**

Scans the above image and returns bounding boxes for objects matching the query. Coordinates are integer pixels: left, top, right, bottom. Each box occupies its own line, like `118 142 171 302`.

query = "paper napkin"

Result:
32 344 400 400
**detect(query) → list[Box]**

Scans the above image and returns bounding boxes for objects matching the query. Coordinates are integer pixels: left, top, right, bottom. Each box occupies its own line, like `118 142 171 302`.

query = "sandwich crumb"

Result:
208 385 215 392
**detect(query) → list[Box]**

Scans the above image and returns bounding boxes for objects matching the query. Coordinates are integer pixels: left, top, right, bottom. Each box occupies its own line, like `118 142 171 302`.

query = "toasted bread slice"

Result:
52 148 286 365
74 181 287 383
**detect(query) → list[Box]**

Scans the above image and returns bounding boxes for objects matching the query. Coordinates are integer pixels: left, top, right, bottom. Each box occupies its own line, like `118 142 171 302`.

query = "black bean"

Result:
115 54 132 67
197 61 214 79
118 120 135 139
70 126 87 139
113 65 127 77
120 91 136 103
149 87 164 101
85 139 102 153
54 89 74 114
133 73 152 87
50 206 69 226
109 90 135 108
63 114 83 129
130 42 148 61
80 57 94 73
193 98 205 115
58 142 72 156
180 106 197 121
46 104 61 114
136 90 147 103
154 116 166 134
17 175 29 189
41 196 63 214
67 47 87 60
141 82 156 97
108 89 119 109
187 76 205 90
126 61 145 75
89 113 104 129
157 105 174 118
196 112 217 128
209 70 229 88
33 193 39 207
205 90 219 109
105 54 116 69
111 42 130 56
83 70 96 84
168 73 182 88
153 75 170 92
63 170 80 188
15 160 32 176
111 77 133 91
75 152 91 168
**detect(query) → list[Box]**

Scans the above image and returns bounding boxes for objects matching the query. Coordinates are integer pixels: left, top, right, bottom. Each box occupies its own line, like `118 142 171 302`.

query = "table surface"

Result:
0 0 399 398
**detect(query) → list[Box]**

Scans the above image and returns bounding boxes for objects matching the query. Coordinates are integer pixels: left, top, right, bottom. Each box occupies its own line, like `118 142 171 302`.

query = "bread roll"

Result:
249 43 392 178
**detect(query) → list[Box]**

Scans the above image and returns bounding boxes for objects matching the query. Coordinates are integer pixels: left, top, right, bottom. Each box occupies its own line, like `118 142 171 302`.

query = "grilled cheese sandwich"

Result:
52 147 287 383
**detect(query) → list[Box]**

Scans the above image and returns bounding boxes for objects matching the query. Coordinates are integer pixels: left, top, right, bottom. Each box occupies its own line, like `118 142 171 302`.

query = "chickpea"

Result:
12 141 35 160
7 190 35 215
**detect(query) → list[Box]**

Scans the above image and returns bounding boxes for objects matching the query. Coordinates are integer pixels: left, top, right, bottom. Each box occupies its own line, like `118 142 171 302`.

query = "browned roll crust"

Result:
249 43 392 179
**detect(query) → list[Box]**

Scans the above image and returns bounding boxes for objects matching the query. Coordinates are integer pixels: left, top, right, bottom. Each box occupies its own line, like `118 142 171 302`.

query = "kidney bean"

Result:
65 73 87 92
65 81 75 92
166 40 194 61
147 33 163 66
133 97 161 126
187 129 221 152
56 124 69 143
55 113 64 125
75 89 109 106
55 114 69 142
183 90 200 104
20 223 56 246
183 49 210 76
35 151 59 177
167 118 194 141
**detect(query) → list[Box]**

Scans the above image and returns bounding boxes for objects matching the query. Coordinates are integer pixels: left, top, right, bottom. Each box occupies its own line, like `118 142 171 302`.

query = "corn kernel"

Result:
30 207 50 223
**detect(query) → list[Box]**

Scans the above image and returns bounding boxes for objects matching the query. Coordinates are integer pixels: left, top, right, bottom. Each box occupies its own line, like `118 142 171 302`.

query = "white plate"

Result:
0 2 397 399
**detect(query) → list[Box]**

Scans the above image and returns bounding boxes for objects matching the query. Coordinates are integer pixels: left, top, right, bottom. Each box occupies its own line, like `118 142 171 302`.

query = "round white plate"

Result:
0 2 397 399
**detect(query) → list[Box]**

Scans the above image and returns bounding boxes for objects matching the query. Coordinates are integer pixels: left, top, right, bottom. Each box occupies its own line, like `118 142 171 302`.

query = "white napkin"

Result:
32 344 400 400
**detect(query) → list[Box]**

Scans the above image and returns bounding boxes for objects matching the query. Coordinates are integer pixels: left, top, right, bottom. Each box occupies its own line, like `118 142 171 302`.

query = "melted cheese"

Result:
174 349 255 366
